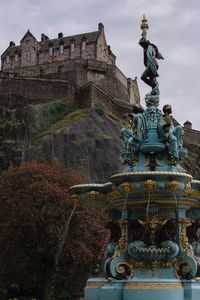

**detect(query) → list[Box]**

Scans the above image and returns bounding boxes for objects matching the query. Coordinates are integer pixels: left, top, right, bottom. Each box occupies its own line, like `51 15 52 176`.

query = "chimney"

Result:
41 34 45 42
184 120 192 130
9 41 15 47
41 34 49 42
98 23 104 32
58 32 63 39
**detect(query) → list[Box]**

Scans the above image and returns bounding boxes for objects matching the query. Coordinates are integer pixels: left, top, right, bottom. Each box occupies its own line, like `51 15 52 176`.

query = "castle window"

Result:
6 56 9 63
49 46 53 57
82 40 86 51
40 68 44 78
70 42 75 53
15 54 18 62
60 44 64 55
27 51 31 62
58 65 63 73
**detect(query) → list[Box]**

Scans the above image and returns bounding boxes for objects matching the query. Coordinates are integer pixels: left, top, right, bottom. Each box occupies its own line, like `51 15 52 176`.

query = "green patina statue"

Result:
139 15 164 96
70 16 200 300
157 104 183 163
120 106 147 165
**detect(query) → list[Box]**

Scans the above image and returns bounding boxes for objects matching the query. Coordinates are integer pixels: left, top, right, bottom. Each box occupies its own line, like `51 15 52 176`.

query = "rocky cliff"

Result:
23 108 125 183
22 109 200 183
0 92 200 182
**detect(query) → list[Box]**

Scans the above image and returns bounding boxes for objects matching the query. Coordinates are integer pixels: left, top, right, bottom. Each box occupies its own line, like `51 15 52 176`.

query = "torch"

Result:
140 15 149 40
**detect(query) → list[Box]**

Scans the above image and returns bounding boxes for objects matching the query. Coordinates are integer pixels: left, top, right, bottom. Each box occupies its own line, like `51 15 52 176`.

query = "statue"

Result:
105 222 121 243
128 219 151 244
120 106 148 165
139 15 164 97
187 219 200 243
155 219 178 245
157 104 183 163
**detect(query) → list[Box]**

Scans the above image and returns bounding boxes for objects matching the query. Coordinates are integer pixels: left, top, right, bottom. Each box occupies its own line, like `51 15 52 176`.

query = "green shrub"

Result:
94 101 105 116
35 99 76 130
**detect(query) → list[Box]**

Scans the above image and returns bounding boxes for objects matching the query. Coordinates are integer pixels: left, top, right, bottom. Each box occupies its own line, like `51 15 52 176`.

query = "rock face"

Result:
1 92 200 183
23 109 124 183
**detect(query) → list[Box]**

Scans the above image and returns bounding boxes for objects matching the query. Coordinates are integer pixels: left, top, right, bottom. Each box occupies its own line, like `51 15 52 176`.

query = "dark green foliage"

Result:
35 99 77 130
33 109 89 143
94 101 105 116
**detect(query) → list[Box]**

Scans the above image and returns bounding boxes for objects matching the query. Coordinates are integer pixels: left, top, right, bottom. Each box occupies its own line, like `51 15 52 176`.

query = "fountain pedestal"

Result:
70 17 200 300
70 97 200 300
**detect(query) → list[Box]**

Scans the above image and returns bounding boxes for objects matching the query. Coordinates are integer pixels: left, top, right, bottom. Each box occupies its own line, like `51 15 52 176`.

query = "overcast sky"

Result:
0 0 199 129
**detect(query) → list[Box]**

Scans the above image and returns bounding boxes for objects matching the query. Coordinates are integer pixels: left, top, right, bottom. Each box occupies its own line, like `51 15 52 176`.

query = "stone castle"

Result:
0 23 198 173
0 23 140 106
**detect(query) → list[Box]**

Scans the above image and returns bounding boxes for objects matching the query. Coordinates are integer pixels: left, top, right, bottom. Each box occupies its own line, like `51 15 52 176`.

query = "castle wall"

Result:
183 127 200 145
80 82 132 118
96 30 115 65
0 59 140 104
0 78 78 104
128 77 140 105
0 77 132 119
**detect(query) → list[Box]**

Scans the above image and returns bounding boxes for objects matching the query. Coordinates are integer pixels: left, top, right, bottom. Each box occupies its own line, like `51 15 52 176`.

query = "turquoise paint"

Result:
69 17 200 300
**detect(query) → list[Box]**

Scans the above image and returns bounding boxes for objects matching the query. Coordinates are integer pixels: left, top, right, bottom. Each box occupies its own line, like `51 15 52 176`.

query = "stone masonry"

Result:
1 23 140 105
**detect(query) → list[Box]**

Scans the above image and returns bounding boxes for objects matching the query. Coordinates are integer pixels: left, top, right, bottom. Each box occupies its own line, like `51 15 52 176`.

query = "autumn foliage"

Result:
0 161 108 299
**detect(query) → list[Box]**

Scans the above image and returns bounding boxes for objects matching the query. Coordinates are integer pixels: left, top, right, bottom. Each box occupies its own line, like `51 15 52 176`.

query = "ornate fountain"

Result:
70 16 200 300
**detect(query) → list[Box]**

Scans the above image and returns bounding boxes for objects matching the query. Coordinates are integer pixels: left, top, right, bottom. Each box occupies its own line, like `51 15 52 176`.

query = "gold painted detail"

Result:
119 181 134 193
115 262 133 278
140 15 149 31
85 282 104 289
131 153 138 166
183 184 192 196
139 217 167 241
87 190 101 201
70 194 81 205
118 220 128 252
179 219 193 256
188 190 200 199
106 185 122 201
166 180 180 191
112 249 121 258
132 260 171 270
124 282 183 289
143 179 156 191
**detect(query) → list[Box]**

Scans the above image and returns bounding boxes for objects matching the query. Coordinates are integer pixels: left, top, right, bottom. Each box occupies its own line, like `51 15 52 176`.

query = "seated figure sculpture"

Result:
121 106 148 165
157 104 183 163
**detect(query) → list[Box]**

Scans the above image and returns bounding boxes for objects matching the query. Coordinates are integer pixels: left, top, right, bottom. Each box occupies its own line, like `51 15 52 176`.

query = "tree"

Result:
0 161 108 300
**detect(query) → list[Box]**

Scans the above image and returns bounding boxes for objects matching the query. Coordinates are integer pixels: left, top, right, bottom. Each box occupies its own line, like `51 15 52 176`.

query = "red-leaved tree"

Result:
0 161 108 300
